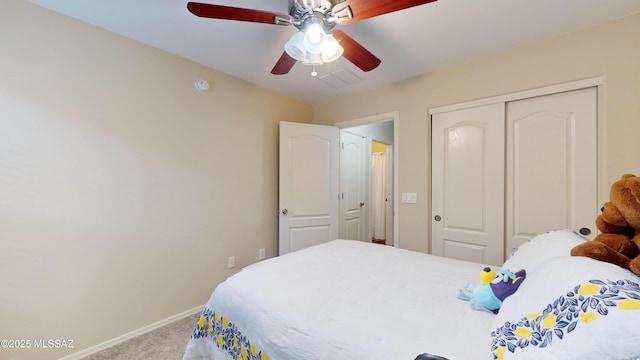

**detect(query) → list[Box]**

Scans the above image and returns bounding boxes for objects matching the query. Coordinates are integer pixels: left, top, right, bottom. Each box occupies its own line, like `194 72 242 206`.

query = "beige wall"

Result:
0 1 312 359
314 13 640 254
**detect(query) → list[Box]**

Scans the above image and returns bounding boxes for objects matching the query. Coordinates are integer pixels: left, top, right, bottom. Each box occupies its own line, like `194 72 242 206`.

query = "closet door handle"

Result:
579 227 591 236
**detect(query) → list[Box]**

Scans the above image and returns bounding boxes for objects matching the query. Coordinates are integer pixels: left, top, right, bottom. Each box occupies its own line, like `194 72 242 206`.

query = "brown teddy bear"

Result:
571 174 640 275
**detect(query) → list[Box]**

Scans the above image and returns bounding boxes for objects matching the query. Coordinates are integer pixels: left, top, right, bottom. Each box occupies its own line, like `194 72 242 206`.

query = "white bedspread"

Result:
184 240 496 360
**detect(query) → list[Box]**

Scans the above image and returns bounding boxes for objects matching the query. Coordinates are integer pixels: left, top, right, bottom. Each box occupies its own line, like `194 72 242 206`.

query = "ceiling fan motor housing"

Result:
289 0 344 20
288 0 341 32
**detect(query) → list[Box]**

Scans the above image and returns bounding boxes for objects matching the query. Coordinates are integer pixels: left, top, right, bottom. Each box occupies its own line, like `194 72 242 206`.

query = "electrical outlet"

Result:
259 248 266 260
227 256 235 269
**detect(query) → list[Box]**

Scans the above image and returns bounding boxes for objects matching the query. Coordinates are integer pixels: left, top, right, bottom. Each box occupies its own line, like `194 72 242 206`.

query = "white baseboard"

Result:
58 304 204 360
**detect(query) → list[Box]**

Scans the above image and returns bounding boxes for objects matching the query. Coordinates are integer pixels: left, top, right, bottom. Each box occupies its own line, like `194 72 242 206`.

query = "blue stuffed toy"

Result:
457 267 526 314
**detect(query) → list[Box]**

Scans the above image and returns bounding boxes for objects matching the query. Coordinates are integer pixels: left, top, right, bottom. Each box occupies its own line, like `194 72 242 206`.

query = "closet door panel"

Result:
506 87 597 255
431 103 505 265
511 114 569 231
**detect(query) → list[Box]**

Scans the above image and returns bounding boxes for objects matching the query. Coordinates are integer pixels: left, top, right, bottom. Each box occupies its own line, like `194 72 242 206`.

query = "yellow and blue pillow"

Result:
492 256 640 359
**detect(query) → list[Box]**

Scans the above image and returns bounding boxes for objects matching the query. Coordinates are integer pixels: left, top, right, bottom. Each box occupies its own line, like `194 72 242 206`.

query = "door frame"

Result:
428 75 606 252
336 111 400 247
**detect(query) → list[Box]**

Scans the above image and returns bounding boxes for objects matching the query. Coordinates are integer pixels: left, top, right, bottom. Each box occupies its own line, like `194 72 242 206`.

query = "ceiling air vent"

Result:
317 68 361 89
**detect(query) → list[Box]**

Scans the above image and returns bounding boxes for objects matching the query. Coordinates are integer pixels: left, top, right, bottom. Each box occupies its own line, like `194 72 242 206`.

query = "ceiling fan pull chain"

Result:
311 64 318 77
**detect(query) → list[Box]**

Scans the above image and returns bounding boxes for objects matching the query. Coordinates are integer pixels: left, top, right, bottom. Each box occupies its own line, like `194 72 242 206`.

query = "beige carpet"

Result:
82 313 200 360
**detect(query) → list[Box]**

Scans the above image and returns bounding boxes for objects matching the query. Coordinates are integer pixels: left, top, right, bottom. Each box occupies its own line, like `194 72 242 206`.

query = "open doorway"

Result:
371 141 391 245
337 113 398 247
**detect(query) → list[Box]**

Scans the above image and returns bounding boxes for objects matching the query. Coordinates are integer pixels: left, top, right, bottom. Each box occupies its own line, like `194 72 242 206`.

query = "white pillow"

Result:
502 230 588 272
491 256 640 360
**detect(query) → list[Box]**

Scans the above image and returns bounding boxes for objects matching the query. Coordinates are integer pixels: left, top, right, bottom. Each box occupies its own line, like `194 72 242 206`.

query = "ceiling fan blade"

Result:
187 2 291 25
337 0 437 25
271 52 297 75
332 30 381 72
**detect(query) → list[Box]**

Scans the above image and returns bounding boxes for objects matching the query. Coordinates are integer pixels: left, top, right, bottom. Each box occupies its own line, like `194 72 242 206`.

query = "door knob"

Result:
281 208 288 215
360 202 365 207
434 215 441 222
579 227 591 236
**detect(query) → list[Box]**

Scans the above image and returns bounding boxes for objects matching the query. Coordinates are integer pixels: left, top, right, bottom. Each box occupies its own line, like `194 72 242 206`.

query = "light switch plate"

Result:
402 192 417 204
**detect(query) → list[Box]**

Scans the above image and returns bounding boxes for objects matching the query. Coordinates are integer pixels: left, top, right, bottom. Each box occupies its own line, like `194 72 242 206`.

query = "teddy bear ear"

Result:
627 175 640 204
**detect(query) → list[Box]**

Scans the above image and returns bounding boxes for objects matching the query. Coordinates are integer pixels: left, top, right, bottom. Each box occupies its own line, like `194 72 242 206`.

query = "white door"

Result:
339 130 369 241
279 122 340 255
505 87 597 254
431 103 506 265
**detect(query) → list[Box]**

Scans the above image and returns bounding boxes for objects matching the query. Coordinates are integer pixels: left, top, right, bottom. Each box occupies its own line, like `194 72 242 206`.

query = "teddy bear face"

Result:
609 174 640 230
596 202 634 236
600 201 629 227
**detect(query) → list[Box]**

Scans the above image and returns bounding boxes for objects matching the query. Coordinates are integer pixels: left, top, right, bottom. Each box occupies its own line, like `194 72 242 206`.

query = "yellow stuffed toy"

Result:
571 174 640 275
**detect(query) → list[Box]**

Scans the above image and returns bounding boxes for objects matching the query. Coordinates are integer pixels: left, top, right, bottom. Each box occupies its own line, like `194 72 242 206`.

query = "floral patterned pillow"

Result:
491 256 640 360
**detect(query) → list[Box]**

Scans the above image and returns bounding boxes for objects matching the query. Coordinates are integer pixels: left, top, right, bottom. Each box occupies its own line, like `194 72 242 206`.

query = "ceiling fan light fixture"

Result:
321 34 343 63
284 31 306 61
302 52 323 66
303 23 327 54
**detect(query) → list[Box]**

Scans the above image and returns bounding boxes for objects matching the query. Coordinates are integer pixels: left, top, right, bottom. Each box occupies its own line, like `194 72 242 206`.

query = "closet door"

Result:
505 87 597 254
431 103 506 265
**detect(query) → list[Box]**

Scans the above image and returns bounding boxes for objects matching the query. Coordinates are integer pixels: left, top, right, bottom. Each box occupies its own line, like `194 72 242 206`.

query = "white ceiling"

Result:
30 0 640 104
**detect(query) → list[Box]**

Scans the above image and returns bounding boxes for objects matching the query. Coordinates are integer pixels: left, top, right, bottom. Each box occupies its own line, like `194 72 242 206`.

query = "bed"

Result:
183 230 640 360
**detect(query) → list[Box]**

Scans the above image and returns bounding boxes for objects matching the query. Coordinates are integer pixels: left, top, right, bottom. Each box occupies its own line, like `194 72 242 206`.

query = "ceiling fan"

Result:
187 0 437 76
